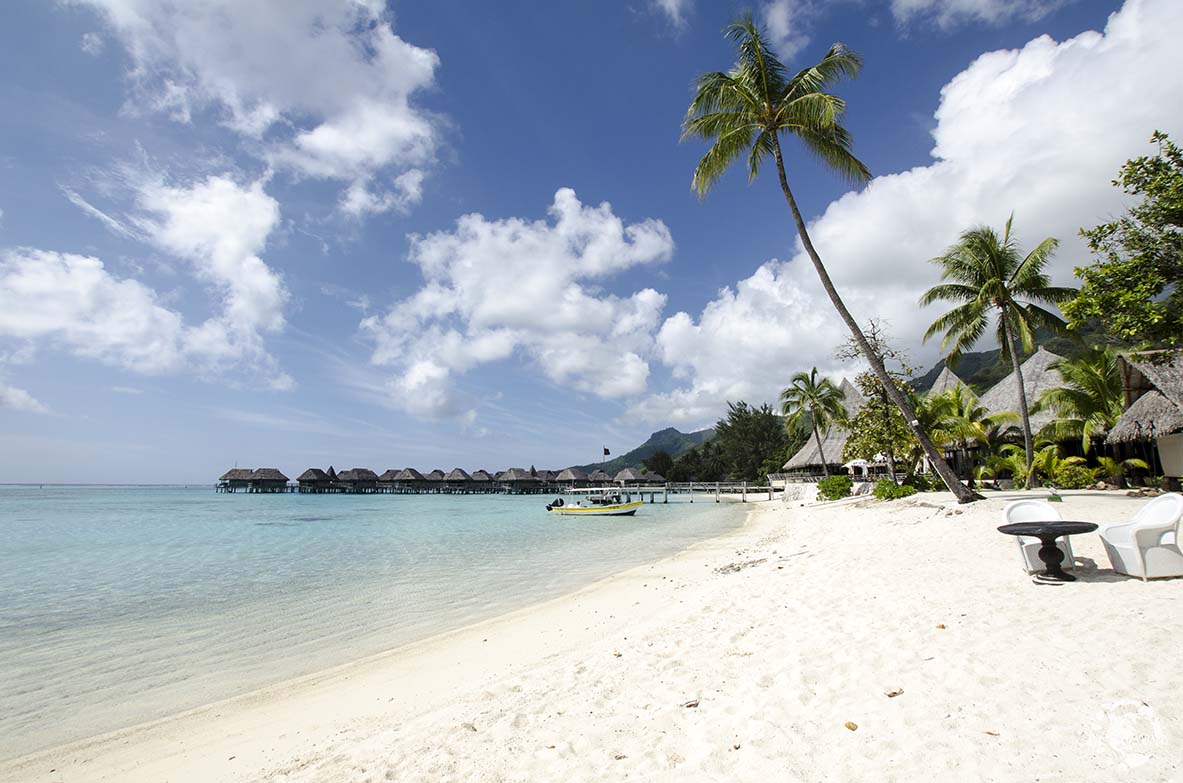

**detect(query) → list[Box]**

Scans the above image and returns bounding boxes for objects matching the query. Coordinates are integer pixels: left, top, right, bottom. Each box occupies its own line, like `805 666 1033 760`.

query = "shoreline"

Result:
1 501 767 782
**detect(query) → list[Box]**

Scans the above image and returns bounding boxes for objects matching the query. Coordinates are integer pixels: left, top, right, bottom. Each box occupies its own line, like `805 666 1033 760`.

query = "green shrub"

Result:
904 473 934 492
816 475 853 501
873 478 918 501
1051 464 1095 489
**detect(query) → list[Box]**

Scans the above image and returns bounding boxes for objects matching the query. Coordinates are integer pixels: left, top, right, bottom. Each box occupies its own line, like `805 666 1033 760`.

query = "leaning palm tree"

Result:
920 215 1075 488
1034 348 1123 454
683 15 978 503
780 368 848 477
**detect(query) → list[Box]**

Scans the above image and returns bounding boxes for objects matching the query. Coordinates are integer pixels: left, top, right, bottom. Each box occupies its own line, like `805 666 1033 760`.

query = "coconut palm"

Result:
1034 348 1123 454
934 386 1018 482
780 368 848 478
683 15 978 503
920 215 1075 488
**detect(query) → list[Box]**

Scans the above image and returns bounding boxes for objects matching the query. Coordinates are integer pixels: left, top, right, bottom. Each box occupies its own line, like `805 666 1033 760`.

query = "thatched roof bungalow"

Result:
977 348 1066 436
377 469 401 487
249 468 289 492
445 468 472 485
336 468 378 491
927 365 968 396
219 468 253 489
783 378 866 474
471 469 494 482
393 468 426 487
556 467 589 487
297 468 332 491
643 472 666 484
614 467 646 485
588 469 613 486
497 468 538 486
1107 351 1183 480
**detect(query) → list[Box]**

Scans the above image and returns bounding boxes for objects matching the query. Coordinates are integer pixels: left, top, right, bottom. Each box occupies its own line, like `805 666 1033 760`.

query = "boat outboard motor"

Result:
545 497 564 511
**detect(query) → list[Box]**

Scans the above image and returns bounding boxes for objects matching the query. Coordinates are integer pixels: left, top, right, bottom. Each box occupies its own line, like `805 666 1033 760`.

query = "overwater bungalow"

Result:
614 467 646 486
471 469 494 483
556 467 589 487
249 468 290 493
445 468 472 489
497 468 540 492
393 468 426 491
1107 351 1183 488
218 468 253 492
588 469 613 486
377 469 401 491
643 471 667 484
337 468 379 493
297 468 333 493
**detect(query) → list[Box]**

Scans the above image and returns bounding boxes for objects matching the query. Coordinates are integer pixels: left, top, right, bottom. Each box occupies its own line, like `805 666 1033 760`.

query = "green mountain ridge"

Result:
571 427 714 473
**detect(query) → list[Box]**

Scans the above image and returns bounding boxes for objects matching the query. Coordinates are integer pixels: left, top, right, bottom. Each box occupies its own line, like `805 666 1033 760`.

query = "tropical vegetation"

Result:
1033 348 1123 453
920 214 1075 488
683 14 976 503
780 368 848 478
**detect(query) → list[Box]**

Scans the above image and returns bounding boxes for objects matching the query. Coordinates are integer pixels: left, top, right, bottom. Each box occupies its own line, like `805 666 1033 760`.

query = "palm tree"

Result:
780 368 848 478
940 386 1018 482
1034 348 1123 454
920 215 1075 488
683 15 979 503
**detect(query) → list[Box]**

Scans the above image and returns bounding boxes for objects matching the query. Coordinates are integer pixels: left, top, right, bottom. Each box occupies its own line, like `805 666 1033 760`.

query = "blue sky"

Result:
1 0 1179 483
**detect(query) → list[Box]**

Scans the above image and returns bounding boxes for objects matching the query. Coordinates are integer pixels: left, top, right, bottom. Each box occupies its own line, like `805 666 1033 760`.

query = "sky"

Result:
1 0 1180 483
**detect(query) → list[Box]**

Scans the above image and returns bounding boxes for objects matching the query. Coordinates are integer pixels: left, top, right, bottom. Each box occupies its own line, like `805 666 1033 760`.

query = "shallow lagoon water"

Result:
0 486 743 759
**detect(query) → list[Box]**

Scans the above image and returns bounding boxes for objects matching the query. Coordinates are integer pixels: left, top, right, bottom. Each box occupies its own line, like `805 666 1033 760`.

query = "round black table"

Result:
997 521 1099 582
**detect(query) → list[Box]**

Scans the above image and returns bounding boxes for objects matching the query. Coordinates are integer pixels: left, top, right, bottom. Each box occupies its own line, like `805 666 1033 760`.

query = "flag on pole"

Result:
603 447 610 456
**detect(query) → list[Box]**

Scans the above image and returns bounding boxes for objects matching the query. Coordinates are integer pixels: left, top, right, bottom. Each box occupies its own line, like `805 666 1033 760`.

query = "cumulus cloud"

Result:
760 0 816 61
0 381 49 414
630 0 1183 426
361 188 674 418
72 0 440 215
892 0 1067 29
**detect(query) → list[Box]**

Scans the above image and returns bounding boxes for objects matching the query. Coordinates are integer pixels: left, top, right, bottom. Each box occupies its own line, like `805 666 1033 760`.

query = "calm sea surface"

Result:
0 486 743 759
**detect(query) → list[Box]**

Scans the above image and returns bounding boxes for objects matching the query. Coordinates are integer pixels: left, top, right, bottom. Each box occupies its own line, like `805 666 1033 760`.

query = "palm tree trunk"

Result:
768 134 979 503
1000 314 1035 489
813 423 829 478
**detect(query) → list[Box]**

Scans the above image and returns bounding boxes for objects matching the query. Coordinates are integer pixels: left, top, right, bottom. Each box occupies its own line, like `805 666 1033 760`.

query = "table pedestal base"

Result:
1036 538 1075 582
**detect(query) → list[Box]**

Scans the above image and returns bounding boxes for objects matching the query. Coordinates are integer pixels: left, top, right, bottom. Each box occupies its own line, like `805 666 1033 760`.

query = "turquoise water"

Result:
0 486 742 759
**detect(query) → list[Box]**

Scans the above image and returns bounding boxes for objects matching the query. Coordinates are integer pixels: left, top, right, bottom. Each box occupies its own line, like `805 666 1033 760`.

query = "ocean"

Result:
0 486 744 759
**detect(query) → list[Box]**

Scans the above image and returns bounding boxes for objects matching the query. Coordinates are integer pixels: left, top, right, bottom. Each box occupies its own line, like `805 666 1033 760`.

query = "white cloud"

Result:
632 0 1183 426
761 0 815 61
80 31 105 55
60 186 137 239
891 0 1067 29
72 0 440 212
339 169 426 218
0 248 184 374
361 188 674 418
653 0 692 29
0 381 49 414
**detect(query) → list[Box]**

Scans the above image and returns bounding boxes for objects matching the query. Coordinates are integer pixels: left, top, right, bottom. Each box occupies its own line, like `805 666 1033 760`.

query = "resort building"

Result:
977 347 1066 438
556 467 589 487
588 469 613 486
927 365 968 395
336 468 379 493
217 468 253 492
1107 351 1183 488
780 378 867 477
249 468 290 493
297 468 334 493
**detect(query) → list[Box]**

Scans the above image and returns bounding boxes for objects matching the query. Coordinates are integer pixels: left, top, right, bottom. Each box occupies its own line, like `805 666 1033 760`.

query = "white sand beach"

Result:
3 490 1180 782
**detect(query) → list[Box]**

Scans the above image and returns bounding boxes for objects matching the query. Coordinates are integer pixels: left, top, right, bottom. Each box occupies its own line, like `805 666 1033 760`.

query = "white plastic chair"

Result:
1005 500 1074 572
1100 493 1183 581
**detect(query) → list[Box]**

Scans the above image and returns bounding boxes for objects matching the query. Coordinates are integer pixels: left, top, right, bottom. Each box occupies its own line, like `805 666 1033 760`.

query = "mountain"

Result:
571 427 714 473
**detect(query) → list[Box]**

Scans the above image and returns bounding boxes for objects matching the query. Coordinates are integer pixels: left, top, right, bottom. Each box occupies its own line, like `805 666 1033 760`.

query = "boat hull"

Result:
549 501 643 516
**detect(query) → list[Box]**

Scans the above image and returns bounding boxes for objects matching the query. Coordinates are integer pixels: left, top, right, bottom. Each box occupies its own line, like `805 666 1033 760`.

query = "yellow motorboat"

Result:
546 492 642 516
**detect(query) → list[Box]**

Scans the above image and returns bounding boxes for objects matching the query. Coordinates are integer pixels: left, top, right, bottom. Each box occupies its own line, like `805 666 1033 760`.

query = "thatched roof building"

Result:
977 348 1065 435
614 467 646 484
471 469 494 482
927 365 968 396
377 469 401 484
1107 351 1183 480
588 469 612 485
394 468 426 484
219 468 253 483
445 468 472 483
643 472 666 483
497 468 538 483
783 378 866 472
425 469 446 482
556 467 588 481
336 468 378 488
250 468 288 482
298 468 329 482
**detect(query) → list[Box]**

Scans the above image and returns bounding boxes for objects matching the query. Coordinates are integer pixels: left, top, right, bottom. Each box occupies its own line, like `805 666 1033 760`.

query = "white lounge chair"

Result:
1005 500 1074 572
1100 493 1183 581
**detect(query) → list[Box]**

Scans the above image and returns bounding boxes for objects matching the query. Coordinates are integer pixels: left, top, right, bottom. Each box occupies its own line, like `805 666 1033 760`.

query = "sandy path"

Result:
4 491 1180 782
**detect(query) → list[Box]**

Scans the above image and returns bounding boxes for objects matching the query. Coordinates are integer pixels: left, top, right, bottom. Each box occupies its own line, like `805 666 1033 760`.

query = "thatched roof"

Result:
326 465 338 480
1107 392 1183 443
614 468 645 482
250 468 289 482
377 469 401 482
297 468 329 482
470 469 494 481
783 378 866 470
445 468 472 482
337 468 378 482
535 469 557 481
497 468 537 482
1107 351 1183 443
977 348 1065 434
556 467 589 481
643 472 666 483
394 468 426 482
589 469 612 482
927 365 967 395
220 468 253 481
425 469 446 481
